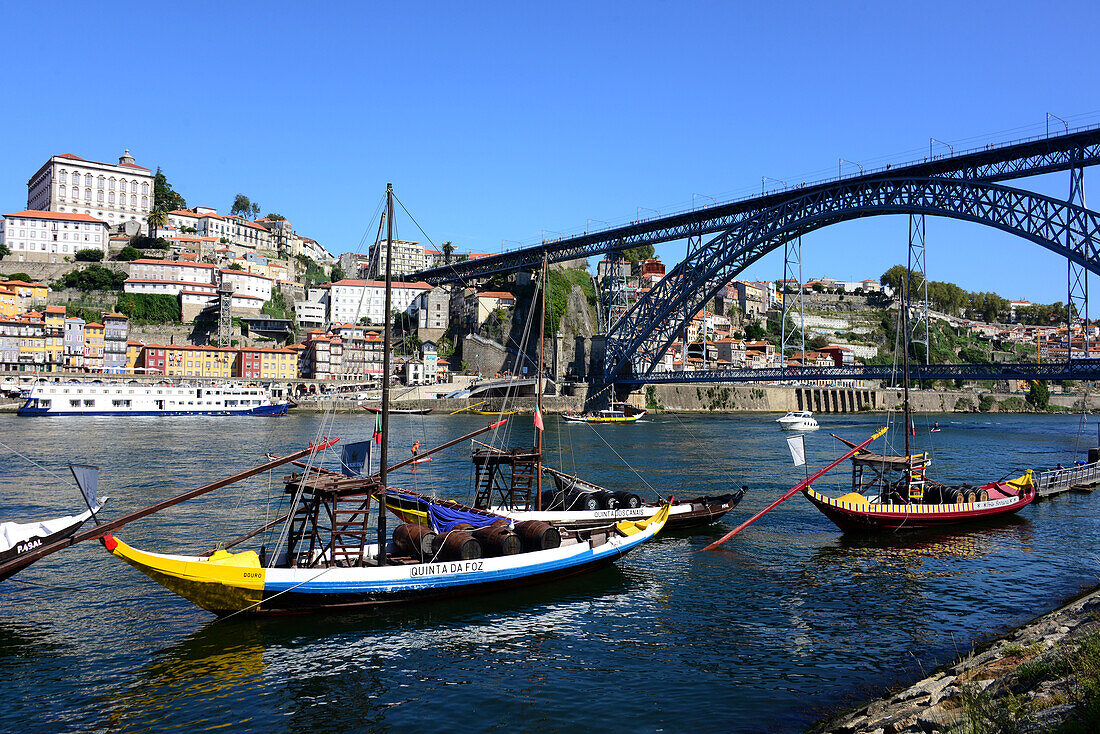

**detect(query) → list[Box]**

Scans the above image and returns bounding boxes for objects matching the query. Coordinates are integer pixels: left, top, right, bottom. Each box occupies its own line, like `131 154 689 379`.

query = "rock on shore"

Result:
815 584 1100 733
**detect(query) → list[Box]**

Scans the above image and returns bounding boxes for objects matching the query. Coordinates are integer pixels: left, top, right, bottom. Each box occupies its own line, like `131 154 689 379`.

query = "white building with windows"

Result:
26 151 154 233
324 279 431 326
0 210 110 263
123 259 273 319
366 239 426 278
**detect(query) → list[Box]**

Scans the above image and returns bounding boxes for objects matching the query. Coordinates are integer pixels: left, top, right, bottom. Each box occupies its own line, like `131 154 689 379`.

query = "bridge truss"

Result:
410 126 1100 387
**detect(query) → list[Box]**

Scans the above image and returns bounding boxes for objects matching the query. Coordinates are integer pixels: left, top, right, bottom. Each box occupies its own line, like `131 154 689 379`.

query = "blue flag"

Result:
341 440 372 477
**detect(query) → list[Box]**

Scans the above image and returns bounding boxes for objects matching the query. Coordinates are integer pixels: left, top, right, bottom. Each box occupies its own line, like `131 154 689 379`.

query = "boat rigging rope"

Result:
0 439 81 490
577 422 659 497
212 566 336 624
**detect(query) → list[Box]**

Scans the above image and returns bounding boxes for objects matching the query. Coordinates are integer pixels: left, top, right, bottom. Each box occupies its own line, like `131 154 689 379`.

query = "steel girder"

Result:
414 127 1100 285
622 360 1100 385
604 177 1100 383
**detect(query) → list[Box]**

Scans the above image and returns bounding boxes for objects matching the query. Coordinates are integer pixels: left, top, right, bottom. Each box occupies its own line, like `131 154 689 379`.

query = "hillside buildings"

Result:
0 210 110 263
26 151 153 233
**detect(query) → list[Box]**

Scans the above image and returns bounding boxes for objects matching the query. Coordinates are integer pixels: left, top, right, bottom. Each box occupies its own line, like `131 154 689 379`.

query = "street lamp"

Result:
1047 112 1069 137
762 176 787 195
692 193 717 210
929 137 954 159
838 158 864 178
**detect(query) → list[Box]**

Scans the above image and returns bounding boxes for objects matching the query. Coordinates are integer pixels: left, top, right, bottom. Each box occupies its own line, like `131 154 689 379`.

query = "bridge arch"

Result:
604 176 1100 382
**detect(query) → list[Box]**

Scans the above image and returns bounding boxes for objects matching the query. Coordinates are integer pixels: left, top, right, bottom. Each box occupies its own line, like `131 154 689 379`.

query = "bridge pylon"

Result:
907 214 930 365
780 236 805 364
1068 159 1089 359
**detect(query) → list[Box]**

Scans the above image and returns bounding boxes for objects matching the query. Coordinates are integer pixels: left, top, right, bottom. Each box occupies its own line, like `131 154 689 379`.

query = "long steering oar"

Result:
701 426 888 551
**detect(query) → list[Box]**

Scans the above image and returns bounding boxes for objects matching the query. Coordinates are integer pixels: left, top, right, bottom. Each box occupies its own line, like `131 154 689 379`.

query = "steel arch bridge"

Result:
604 176 1100 383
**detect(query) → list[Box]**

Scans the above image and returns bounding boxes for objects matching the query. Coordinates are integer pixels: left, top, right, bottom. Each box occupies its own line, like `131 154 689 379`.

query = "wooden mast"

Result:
378 184 394 566
535 252 548 510
901 278 912 497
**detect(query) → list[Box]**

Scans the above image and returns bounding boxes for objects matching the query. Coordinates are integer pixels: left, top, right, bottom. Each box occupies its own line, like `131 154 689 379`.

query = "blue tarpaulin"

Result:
387 490 504 532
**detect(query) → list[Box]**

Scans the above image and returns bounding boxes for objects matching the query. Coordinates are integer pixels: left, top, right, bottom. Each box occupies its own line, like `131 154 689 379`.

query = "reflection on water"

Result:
2 413 1100 732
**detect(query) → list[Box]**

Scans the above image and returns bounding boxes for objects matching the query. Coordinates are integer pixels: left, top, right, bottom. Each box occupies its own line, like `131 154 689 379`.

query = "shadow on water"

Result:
97 565 636 732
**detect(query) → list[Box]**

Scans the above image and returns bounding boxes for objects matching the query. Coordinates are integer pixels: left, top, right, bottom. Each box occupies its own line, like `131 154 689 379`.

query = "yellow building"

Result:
126 340 144 372
258 347 298 379
43 305 66 372
0 287 16 318
84 322 105 371
0 280 48 310
164 344 236 378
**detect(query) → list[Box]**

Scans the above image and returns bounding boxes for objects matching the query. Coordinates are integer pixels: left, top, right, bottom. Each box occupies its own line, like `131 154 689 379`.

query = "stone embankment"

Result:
634 384 1099 414
815 584 1100 733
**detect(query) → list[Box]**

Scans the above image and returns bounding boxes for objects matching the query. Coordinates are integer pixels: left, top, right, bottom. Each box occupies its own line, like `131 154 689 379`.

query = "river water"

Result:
2 411 1099 733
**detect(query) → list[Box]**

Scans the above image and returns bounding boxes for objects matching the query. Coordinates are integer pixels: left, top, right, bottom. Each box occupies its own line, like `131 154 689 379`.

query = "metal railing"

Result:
1035 460 1100 496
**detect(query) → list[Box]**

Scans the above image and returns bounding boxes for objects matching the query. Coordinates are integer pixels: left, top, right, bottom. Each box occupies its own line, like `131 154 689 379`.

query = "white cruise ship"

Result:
18 382 290 417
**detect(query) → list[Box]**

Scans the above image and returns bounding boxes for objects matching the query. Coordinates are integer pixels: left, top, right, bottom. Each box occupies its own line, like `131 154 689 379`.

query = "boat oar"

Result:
0 439 340 580
701 427 888 551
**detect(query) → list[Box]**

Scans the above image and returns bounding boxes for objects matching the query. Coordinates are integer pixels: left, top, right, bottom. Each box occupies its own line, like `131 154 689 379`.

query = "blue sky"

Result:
2 1 1098 305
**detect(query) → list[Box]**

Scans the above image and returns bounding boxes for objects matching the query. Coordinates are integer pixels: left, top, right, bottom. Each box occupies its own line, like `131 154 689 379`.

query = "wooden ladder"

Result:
908 453 927 502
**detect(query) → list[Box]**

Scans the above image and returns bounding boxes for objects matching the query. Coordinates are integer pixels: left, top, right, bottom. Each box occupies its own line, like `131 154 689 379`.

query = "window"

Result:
85 188 92 201
131 182 137 193
59 185 66 198
109 179 115 190
60 171 67 184
85 174 92 186
142 182 149 194
109 192 115 204
131 195 136 207
98 191 104 202
97 176 105 188
141 196 147 208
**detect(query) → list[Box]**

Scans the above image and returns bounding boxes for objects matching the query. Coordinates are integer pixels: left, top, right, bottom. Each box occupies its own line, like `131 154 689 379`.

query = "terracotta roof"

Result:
55 153 88 162
53 153 150 171
331 279 431 289
478 291 515 300
45 305 66 313
1 280 46 287
0 287 15 295
6 210 107 224
126 277 216 287
85 322 104 328
131 258 218 269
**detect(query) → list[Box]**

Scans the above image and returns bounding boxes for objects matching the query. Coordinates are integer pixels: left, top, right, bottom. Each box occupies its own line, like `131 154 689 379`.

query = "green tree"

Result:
1027 380 1050 409
958 346 990 363
811 282 825 292
0 242 9 260
227 263 243 271
330 266 345 282
231 194 252 218
153 167 187 212
442 241 455 265
75 248 104 262
880 265 924 295
623 244 655 263
264 213 286 221
55 265 126 291
250 202 260 220
6 272 32 282
116 246 142 261
146 206 168 235
744 320 766 341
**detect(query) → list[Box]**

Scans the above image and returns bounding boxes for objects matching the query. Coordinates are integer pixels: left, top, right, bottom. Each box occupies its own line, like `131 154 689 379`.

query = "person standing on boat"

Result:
411 441 421 457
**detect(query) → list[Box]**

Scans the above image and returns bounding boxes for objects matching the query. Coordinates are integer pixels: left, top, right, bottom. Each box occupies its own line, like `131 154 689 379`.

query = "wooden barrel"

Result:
393 523 436 560
978 488 990 502
473 525 522 556
450 523 476 531
431 530 483 561
514 520 561 552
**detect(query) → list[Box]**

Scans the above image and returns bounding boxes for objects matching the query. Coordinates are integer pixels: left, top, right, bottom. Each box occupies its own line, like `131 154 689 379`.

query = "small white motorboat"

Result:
776 410 819 431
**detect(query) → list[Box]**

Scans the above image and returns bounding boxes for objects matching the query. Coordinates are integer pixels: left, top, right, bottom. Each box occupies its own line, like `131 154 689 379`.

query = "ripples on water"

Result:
2 412 1100 732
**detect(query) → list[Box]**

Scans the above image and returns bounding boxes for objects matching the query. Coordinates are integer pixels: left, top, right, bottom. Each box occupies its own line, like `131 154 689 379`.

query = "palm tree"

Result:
442 240 455 265
146 206 168 237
